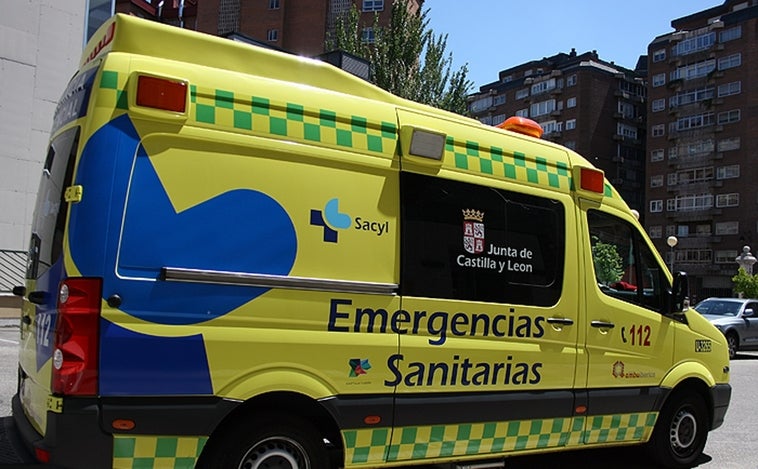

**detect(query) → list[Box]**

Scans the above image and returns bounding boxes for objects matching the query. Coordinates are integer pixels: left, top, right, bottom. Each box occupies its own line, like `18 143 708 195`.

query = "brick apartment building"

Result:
117 0 422 57
466 50 648 212
645 0 758 300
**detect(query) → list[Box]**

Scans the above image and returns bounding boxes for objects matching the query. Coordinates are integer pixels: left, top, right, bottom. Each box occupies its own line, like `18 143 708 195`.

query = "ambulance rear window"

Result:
400 172 565 306
26 127 80 280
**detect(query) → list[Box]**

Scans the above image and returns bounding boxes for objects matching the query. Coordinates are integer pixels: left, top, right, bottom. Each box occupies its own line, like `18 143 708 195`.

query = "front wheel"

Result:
725 332 738 359
196 412 332 469
646 391 708 468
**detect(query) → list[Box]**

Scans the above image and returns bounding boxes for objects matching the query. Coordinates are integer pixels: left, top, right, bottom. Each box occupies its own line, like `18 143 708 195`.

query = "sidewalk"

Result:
0 295 20 322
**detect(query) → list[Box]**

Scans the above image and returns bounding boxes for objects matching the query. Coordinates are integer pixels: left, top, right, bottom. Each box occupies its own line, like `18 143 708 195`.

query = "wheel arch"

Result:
200 390 345 467
659 376 716 431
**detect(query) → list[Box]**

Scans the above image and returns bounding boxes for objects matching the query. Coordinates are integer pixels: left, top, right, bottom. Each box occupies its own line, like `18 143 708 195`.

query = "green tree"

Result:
732 268 758 298
328 0 473 115
592 239 624 286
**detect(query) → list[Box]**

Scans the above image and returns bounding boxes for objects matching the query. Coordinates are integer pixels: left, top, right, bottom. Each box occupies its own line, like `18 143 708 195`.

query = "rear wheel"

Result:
647 391 708 468
197 412 332 469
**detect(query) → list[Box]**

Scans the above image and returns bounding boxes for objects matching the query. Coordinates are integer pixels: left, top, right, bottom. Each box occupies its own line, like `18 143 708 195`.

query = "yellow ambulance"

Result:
12 13 730 469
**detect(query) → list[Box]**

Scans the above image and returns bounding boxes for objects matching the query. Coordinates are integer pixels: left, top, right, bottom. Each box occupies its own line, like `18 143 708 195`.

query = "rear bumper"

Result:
710 383 731 430
12 392 238 468
12 393 111 468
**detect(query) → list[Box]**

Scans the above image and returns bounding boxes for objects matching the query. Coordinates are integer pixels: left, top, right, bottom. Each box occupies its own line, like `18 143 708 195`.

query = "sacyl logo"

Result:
311 198 351 243
311 198 390 243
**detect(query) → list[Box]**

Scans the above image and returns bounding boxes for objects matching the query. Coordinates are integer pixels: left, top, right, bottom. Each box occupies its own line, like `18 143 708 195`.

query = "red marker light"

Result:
580 167 605 194
136 76 187 113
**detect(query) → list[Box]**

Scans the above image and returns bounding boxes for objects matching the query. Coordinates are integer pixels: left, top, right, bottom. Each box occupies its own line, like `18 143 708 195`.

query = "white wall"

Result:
0 0 85 251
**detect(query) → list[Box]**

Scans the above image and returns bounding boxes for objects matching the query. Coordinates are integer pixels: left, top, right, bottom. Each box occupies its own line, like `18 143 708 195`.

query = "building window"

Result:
718 53 741 70
269 0 280 9
650 200 663 213
492 114 506 126
715 221 739 235
715 250 738 264
650 175 664 188
266 29 278 42
717 165 739 180
718 137 740 151
670 194 713 212
670 86 714 108
718 81 741 97
668 173 677 186
720 26 741 42
717 109 740 125
696 224 711 237
677 166 714 184
566 97 576 108
566 74 577 86
677 225 690 237
564 141 576 150
531 78 557 95
652 124 665 137
493 95 506 106
542 120 562 135
530 99 556 117
469 96 493 114
652 73 666 87
671 59 716 81
362 0 384 12
668 147 678 160
515 88 529 100
650 149 664 162
672 32 715 56
676 249 712 265
674 112 714 131
565 119 576 130
653 49 666 62
361 27 375 43
716 193 739 208
652 99 665 112
649 226 662 238
617 123 637 139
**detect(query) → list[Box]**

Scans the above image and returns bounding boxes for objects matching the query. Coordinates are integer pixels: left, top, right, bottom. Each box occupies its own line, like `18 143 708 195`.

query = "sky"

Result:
425 0 723 89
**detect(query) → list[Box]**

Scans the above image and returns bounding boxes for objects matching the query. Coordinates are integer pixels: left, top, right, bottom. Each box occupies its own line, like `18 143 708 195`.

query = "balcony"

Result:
665 208 722 221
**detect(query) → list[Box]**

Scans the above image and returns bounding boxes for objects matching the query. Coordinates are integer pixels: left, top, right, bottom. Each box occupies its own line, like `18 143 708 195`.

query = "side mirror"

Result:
668 271 688 314
744 308 754 317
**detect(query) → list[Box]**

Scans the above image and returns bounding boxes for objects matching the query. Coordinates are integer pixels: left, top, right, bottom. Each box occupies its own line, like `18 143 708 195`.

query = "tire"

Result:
647 391 708 468
725 332 738 359
197 412 332 469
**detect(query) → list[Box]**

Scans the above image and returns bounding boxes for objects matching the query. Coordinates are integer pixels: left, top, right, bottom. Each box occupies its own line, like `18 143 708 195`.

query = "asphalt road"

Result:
0 321 756 468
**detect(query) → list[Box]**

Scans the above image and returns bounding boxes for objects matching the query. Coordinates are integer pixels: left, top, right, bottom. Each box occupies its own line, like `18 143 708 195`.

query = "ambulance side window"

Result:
588 210 667 312
400 172 565 306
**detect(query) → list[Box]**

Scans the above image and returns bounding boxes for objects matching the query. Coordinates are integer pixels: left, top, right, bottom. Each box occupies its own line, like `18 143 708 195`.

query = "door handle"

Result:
591 320 615 329
547 317 574 326
28 291 47 305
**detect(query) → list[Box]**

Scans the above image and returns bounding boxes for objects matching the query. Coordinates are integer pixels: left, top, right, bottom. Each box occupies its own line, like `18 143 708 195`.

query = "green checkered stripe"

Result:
190 85 398 156
112 435 207 469
448 137 572 192
98 70 129 110
583 412 657 444
342 412 656 466
447 137 615 197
